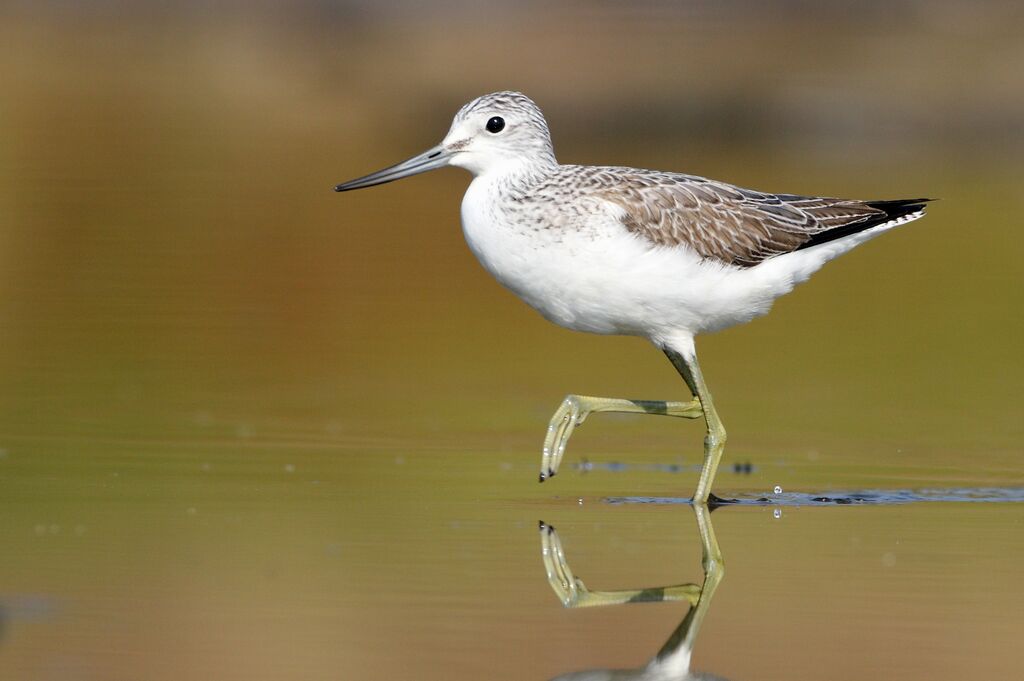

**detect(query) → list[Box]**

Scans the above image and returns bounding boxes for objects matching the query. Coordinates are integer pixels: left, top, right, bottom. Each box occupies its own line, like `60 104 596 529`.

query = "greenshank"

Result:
335 91 929 505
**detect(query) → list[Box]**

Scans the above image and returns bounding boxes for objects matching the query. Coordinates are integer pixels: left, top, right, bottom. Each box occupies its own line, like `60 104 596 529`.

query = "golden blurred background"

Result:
0 2 1022 680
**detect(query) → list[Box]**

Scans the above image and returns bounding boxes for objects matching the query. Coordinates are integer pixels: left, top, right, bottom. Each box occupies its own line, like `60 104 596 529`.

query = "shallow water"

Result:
2 11 1023 681
3 434 1023 680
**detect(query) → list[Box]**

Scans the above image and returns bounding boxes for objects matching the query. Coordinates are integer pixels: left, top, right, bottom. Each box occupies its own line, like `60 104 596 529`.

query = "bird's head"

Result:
334 91 555 193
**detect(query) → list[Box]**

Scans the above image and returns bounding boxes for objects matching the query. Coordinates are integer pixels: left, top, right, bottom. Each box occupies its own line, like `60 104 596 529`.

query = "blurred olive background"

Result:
0 2 1022 680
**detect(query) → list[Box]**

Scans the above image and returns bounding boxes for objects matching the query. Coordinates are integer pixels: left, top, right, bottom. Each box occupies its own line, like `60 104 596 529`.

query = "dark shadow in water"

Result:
574 459 757 476
606 487 1024 507
538 506 731 681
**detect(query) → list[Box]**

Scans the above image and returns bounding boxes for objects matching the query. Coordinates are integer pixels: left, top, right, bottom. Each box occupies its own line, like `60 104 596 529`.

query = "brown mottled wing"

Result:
597 170 924 267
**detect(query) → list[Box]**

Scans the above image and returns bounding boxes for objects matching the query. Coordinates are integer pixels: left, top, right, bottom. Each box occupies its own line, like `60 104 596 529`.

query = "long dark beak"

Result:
334 144 451 192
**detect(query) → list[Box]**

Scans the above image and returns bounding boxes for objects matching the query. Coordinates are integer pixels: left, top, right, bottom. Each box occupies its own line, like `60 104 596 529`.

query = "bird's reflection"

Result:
539 505 729 681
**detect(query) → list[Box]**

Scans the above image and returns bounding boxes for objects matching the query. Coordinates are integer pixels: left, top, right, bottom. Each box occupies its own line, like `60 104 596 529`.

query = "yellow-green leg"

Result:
663 348 727 506
539 395 703 481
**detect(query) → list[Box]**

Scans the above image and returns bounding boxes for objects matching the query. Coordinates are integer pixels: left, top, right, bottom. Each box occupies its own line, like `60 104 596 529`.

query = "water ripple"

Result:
605 487 1024 506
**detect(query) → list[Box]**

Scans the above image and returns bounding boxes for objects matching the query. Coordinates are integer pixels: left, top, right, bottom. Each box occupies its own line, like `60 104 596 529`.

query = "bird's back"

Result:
526 164 929 268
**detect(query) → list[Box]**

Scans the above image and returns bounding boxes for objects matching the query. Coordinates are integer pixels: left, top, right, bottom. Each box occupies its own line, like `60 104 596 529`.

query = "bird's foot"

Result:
540 395 589 481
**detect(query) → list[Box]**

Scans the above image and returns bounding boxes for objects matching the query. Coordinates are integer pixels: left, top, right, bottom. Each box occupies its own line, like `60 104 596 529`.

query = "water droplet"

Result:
773 508 782 519
773 485 783 494
543 447 550 455
577 497 584 505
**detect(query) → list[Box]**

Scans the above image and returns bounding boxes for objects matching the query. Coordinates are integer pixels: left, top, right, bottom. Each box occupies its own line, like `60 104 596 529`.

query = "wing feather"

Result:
592 169 927 267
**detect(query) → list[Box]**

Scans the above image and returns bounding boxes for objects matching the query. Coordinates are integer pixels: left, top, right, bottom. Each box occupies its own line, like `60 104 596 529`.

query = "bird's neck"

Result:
478 158 558 199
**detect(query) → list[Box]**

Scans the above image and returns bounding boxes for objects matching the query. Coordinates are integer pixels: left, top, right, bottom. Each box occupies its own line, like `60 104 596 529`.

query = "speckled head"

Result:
442 91 557 174
334 91 556 193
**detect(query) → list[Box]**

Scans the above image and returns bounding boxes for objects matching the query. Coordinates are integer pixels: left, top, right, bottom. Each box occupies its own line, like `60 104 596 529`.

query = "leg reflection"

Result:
539 505 727 681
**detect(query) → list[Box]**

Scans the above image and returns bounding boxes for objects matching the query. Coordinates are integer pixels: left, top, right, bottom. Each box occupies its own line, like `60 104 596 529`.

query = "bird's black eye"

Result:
486 116 505 134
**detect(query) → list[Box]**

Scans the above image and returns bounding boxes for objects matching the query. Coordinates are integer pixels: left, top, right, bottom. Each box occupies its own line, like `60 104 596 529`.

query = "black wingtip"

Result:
862 197 934 225
798 197 933 251
865 197 934 213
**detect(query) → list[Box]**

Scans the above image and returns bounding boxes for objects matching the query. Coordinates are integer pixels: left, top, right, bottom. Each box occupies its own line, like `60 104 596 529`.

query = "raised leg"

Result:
539 394 703 481
663 347 727 505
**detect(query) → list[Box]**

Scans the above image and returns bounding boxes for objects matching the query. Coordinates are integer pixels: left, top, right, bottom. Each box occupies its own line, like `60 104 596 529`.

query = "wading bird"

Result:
335 91 928 505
